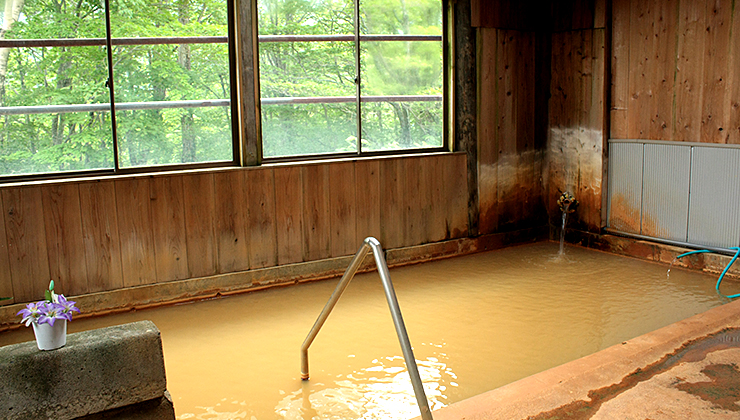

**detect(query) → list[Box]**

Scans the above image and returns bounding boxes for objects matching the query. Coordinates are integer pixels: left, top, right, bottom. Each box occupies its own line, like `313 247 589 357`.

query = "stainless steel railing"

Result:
300 236 433 420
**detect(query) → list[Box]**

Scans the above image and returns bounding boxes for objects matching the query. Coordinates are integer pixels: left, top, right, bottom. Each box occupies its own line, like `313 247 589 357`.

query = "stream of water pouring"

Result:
558 211 567 256
667 257 678 279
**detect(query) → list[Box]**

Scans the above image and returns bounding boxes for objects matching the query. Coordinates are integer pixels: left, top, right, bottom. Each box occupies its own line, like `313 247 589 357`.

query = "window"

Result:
257 0 444 159
0 0 234 177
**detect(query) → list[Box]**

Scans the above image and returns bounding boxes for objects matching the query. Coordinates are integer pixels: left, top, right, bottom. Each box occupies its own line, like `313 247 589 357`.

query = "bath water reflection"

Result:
1 242 736 420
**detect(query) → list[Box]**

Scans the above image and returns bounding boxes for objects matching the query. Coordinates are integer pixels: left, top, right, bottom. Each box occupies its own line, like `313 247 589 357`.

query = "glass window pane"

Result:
362 100 441 151
0 0 112 176
258 0 354 36
259 39 357 157
262 102 356 158
360 0 442 35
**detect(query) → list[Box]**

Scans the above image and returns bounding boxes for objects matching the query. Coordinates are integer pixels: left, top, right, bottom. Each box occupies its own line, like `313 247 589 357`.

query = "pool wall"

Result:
417 297 740 420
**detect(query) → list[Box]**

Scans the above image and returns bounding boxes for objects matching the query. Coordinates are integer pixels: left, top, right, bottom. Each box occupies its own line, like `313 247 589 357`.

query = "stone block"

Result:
0 320 169 420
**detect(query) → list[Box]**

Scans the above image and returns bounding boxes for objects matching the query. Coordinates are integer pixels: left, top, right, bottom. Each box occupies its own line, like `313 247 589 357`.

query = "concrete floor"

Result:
418 298 740 420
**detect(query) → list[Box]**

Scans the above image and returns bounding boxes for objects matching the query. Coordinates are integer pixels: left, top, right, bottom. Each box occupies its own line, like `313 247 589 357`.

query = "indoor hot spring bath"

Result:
1 241 738 420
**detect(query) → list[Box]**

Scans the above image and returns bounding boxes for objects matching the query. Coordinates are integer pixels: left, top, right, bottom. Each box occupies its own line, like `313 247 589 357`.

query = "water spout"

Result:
557 192 579 256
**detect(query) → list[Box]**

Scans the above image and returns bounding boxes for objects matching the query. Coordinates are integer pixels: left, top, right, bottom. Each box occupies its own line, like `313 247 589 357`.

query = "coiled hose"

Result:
676 247 740 299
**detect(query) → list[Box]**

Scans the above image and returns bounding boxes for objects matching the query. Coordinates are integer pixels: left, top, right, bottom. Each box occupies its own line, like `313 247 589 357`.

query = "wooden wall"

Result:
0 154 468 306
477 28 546 234
611 0 740 143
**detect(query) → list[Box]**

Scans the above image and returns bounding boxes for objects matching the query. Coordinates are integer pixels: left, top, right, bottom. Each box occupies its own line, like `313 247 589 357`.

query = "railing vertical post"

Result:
300 237 434 420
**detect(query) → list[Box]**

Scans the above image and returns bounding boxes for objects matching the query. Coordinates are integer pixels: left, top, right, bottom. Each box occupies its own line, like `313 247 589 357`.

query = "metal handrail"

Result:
300 236 433 420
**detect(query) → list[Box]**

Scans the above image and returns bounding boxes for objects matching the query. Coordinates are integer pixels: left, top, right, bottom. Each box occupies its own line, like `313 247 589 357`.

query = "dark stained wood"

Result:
477 28 500 234
182 173 218 278
302 165 331 261
2 187 51 302
354 159 381 243
610 0 630 138
455 0 479 236
214 170 250 273
235 0 261 165
79 181 124 293
274 166 304 265
402 157 423 246
115 178 157 286
42 183 89 296
246 168 278 268
379 158 404 248
150 176 189 282
0 192 13 305
329 162 357 256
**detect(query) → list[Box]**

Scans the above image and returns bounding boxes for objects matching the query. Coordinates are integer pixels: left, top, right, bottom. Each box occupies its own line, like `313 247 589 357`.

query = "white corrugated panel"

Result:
687 147 740 248
641 143 691 241
607 142 643 234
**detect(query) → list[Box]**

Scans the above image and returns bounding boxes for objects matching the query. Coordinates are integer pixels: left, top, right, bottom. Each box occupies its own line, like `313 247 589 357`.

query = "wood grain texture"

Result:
246 167 278 268
354 159 381 243
115 178 157 287
302 165 331 261
150 176 189 282
673 1 706 142
274 166 304 265
380 158 404 248
79 181 124 293
477 28 500 234
700 0 732 143
214 170 250 273
42 183 89 296
329 162 357 256
0 192 14 304
610 0 630 139
729 2 740 144
182 173 218 278
402 157 424 246
445 154 469 239
2 187 51 302
627 0 678 139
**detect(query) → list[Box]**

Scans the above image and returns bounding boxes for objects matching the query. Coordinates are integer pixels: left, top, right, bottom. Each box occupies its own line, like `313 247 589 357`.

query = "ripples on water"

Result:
1 242 737 420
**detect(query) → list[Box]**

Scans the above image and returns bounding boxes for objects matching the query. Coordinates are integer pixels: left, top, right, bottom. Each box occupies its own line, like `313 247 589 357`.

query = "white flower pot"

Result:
32 319 67 350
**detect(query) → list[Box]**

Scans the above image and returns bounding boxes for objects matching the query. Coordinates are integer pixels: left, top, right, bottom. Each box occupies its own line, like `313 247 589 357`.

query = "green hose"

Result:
676 247 740 299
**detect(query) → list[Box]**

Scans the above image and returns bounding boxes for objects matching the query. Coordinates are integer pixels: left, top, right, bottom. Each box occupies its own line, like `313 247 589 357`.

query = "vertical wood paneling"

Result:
0 191 12 304
214 171 250 273
627 0 678 139
730 4 740 144
423 155 446 243
700 0 732 143
329 162 357 256
477 28 500 234
182 173 218 278
115 178 157 287
445 154 469 239
355 159 381 243
42 184 88 296
403 157 424 246
150 176 189 282
247 168 278 268
380 158 404 248
673 1 706 142
610 0 630 138
274 166 304 265
302 165 331 261
2 187 50 302
79 181 123 293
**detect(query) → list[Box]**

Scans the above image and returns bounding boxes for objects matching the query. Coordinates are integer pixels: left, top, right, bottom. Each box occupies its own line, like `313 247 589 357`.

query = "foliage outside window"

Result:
257 0 444 158
0 0 233 177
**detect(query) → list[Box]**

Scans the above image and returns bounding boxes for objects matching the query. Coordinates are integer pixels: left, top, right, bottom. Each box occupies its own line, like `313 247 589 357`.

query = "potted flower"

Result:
17 280 80 350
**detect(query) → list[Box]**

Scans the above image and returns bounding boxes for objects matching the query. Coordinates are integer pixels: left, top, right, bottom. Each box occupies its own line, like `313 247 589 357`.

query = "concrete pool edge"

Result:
418 298 740 420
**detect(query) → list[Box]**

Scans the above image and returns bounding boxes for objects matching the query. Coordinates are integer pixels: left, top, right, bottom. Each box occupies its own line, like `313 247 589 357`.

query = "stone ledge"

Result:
0 320 171 420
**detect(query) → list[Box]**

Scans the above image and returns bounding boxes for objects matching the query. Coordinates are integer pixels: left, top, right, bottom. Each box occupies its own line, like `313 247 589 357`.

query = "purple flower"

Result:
56 295 80 317
38 303 65 326
17 301 46 327
17 289 81 327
